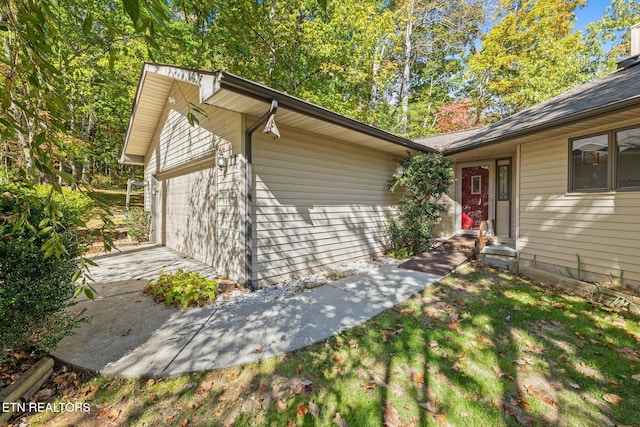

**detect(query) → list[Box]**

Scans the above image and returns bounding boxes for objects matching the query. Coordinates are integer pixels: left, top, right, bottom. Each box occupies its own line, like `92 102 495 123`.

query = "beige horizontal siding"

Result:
518 132 640 285
143 80 245 282
252 128 399 284
156 82 241 173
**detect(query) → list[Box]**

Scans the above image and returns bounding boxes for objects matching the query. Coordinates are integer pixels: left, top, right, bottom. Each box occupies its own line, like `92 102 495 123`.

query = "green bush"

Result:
0 182 91 355
144 270 218 308
125 207 150 242
387 246 414 260
90 173 114 189
387 152 453 255
35 185 95 222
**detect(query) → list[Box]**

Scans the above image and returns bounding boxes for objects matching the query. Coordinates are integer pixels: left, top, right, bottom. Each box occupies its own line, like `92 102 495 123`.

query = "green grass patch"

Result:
85 189 143 229
25 263 640 426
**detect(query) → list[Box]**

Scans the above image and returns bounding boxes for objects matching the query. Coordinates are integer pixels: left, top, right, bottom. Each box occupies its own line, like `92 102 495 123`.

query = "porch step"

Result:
478 243 518 272
480 245 517 257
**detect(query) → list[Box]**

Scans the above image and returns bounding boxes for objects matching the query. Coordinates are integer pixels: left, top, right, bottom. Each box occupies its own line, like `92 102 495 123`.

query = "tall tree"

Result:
388 0 484 136
585 0 640 75
466 0 592 122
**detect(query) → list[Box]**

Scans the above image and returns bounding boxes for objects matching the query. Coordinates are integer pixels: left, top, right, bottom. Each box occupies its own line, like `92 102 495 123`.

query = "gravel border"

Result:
210 255 399 309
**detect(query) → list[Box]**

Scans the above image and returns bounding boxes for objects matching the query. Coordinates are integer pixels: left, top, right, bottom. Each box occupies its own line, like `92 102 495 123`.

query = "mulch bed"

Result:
0 349 41 391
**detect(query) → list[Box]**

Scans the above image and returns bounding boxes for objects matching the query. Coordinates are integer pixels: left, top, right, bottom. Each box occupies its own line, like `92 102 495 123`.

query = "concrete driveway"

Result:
52 245 443 377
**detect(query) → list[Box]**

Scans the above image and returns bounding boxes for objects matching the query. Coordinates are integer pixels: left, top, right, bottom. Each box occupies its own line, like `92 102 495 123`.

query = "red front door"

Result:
461 166 489 230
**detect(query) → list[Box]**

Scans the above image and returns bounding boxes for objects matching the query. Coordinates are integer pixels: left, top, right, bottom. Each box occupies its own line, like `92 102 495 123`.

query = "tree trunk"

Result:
399 0 415 135
371 43 386 110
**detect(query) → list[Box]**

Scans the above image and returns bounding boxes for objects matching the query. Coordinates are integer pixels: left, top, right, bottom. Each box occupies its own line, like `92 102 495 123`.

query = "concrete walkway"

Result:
53 246 443 378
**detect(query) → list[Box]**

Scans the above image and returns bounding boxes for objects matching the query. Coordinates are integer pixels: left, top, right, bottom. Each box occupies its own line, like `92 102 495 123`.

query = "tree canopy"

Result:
1 0 638 184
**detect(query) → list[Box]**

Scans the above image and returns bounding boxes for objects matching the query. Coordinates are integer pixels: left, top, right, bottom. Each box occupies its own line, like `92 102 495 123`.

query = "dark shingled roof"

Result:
415 56 640 155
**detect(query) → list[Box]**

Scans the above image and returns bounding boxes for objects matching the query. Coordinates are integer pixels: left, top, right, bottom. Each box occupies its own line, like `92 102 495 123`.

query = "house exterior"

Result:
418 53 640 289
120 63 432 288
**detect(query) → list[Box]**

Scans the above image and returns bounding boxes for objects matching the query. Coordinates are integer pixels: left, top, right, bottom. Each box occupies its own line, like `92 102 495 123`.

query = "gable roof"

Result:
416 56 640 155
121 63 433 164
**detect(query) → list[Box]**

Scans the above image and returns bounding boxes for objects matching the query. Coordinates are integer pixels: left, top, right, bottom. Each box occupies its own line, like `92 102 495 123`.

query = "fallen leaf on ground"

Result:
516 414 538 425
122 328 132 336
371 374 388 387
255 348 263 353
333 411 348 427
477 333 491 345
491 397 504 410
295 404 308 416
603 393 622 405
333 353 344 363
309 400 319 417
32 388 55 401
418 402 437 412
107 408 121 421
296 365 303 374
383 400 402 427
277 400 287 410
226 372 237 380
411 371 424 384
617 347 640 362
435 414 447 425
179 420 189 427
632 374 640 382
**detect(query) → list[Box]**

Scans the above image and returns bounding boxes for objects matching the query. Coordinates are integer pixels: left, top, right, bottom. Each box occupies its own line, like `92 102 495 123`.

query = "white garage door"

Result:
164 167 217 267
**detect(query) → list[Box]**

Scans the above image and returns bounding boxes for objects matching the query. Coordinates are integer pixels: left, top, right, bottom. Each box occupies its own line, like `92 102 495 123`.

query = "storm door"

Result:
461 165 489 230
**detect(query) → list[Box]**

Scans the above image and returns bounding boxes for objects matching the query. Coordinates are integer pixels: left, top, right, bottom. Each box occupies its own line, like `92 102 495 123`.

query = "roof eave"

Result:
442 95 640 156
204 71 435 154
119 64 150 165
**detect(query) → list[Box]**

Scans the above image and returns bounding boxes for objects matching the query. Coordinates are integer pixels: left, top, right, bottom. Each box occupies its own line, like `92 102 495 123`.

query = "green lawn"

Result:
28 263 640 426
84 189 143 229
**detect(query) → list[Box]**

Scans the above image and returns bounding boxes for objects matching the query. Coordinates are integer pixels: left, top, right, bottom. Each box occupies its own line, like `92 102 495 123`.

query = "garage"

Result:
162 165 218 267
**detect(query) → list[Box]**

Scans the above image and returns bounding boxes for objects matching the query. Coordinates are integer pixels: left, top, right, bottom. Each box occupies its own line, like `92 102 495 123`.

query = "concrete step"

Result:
480 244 517 257
478 252 518 273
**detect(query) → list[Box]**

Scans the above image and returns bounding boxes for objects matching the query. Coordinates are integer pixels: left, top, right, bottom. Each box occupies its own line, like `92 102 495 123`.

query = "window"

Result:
471 175 481 194
569 125 640 192
570 134 608 191
616 127 640 188
497 164 510 201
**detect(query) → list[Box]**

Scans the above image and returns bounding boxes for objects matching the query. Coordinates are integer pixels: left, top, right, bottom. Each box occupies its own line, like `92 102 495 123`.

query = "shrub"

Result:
387 152 453 255
0 182 91 355
90 174 114 189
125 207 150 242
144 270 218 308
387 247 414 260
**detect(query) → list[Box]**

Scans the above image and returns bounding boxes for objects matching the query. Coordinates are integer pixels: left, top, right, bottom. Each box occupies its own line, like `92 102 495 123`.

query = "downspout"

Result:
245 100 279 290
